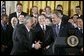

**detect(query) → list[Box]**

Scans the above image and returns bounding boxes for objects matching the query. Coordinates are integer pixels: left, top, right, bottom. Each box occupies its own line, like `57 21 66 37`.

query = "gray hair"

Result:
23 16 32 25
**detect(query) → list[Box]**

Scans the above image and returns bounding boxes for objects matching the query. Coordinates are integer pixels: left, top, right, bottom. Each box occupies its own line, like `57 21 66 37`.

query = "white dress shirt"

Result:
78 27 83 33
16 12 21 18
56 20 61 29
25 25 30 32
40 24 46 30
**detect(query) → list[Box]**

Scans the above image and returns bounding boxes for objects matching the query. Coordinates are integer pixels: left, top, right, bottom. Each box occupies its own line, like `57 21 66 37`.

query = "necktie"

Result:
17 13 20 18
43 25 45 30
28 31 31 39
80 29 83 33
56 24 60 36
43 25 45 34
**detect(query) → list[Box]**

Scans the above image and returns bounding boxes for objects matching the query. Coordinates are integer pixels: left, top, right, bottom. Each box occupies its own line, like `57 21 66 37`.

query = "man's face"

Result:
73 15 78 23
45 8 51 14
18 15 24 24
75 8 81 14
32 7 38 14
26 19 33 29
77 19 83 29
18 15 24 21
16 5 23 13
2 16 8 24
51 14 60 25
38 15 46 25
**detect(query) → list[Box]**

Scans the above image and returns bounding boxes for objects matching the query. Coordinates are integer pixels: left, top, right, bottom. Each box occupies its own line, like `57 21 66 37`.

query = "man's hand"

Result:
80 47 83 53
1 45 8 52
1 45 7 48
34 41 42 50
45 45 50 49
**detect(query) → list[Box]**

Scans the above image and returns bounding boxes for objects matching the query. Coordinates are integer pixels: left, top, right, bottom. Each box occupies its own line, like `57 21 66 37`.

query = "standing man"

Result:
10 16 41 55
51 12 74 55
55 4 69 23
32 14 54 55
75 17 83 55
30 6 39 18
1 14 13 55
75 17 83 38
44 6 52 18
9 3 27 25
74 6 83 18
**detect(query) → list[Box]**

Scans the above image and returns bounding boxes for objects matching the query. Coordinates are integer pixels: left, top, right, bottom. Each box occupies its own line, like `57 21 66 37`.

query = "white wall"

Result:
6 1 17 16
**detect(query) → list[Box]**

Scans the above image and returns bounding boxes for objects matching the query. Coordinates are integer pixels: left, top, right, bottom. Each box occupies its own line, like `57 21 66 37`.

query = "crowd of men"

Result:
1 3 83 55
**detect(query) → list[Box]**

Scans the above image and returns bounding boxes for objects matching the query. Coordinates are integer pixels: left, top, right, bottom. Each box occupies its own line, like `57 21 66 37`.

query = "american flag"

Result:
1 1 6 16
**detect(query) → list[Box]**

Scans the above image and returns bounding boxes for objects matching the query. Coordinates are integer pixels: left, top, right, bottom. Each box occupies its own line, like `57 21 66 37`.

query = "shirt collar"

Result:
55 20 61 29
40 24 46 30
25 25 30 32
58 21 61 26
16 12 21 17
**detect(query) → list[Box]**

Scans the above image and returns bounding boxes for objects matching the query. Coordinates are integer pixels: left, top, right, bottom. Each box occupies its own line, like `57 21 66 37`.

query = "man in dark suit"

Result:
30 6 39 18
10 16 41 55
74 6 83 18
74 17 83 55
75 17 83 38
1 14 13 55
32 14 54 55
51 13 75 55
9 3 27 25
55 4 69 23
44 6 52 18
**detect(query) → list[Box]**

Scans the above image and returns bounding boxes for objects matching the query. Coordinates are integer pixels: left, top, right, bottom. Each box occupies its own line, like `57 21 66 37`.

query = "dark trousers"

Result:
31 48 43 55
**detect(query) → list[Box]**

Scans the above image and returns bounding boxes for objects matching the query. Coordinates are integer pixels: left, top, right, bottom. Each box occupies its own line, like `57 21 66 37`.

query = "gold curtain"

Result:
18 1 83 16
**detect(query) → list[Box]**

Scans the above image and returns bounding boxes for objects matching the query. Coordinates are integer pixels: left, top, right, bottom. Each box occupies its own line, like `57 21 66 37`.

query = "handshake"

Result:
33 40 42 50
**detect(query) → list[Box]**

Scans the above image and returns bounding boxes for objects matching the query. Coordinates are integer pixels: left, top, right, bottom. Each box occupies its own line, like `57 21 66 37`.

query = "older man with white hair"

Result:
10 16 41 55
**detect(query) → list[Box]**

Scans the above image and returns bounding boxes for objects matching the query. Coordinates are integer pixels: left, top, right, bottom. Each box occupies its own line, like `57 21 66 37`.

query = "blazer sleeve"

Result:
42 28 54 48
13 27 32 50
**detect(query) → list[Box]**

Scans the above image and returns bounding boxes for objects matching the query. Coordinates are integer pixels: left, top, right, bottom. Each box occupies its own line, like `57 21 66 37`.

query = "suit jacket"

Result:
52 22 75 55
52 22 74 39
35 23 54 48
1 23 13 54
1 24 13 45
62 14 69 24
74 28 83 38
9 12 27 25
10 24 34 55
32 23 54 55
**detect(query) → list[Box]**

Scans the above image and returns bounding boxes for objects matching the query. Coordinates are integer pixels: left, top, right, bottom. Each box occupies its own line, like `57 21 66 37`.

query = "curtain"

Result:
4 1 83 16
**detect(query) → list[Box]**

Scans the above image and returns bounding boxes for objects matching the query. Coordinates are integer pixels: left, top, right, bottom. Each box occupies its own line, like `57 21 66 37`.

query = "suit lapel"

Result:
24 25 32 40
44 26 50 41
15 12 18 18
59 23 64 37
52 25 57 39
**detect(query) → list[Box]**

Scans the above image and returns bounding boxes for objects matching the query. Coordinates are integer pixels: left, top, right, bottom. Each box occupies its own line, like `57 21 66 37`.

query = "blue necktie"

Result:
56 24 60 36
